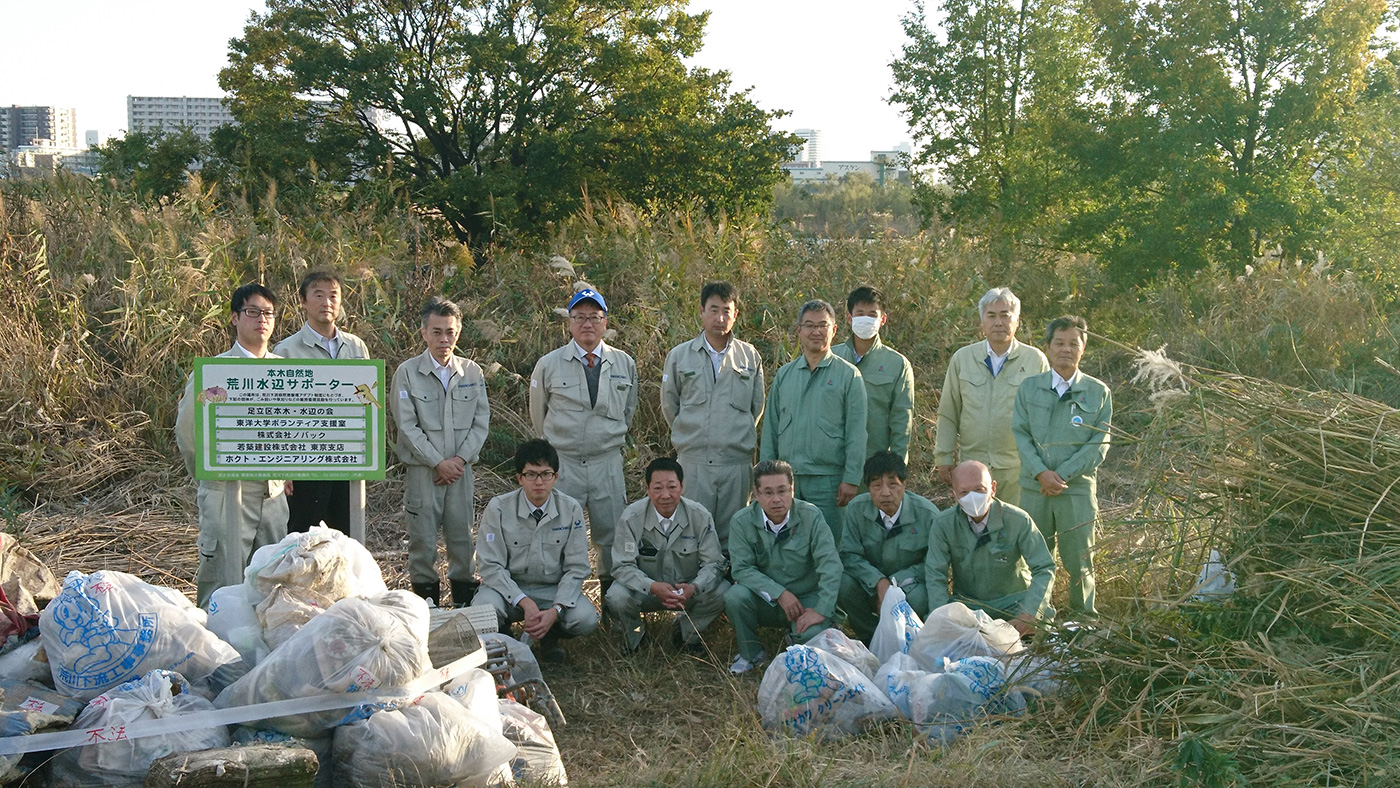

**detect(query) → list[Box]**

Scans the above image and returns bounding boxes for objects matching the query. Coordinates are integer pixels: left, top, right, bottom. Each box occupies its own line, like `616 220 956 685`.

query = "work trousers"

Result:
555 450 625 580
793 473 843 548
604 580 732 650
676 456 751 551
475 585 601 638
196 481 287 607
1019 489 1097 618
403 464 475 586
724 584 831 661
285 479 351 534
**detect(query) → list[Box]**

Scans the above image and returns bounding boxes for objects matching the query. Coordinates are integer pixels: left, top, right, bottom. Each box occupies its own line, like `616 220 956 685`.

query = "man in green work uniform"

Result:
934 287 1048 506
833 286 914 463
273 270 371 535
661 281 765 552
391 297 490 608
1012 315 1112 619
175 283 288 607
475 439 599 663
836 451 940 644
724 460 843 674
529 288 638 600
759 299 867 546
925 461 1056 634
606 457 730 655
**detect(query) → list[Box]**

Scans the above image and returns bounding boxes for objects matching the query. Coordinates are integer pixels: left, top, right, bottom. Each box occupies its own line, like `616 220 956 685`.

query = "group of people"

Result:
175 271 1112 671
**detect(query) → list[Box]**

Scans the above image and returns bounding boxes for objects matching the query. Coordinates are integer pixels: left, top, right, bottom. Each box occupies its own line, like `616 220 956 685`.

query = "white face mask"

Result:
850 315 881 340
957 490 991 520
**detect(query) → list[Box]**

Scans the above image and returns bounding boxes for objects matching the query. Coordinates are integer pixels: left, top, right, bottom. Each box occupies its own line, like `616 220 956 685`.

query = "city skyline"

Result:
0 0 913 161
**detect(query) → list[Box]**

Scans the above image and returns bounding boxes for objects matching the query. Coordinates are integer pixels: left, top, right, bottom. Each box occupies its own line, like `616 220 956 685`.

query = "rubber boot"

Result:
411 581 440 607
450 579 479 608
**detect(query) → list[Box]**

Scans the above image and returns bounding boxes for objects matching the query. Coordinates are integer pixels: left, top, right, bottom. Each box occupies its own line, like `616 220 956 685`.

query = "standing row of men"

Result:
177 273 1111 666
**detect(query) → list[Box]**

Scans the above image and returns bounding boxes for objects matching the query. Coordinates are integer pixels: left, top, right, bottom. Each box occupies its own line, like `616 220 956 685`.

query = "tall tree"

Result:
219 0 794 245
890 0 1097 248
95 129 209 205
1071 0 1387 280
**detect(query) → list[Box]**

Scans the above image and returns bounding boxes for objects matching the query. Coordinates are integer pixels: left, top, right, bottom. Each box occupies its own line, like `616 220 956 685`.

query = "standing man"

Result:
175 283 289 607
836 451 940 644
724 460 843 674
935 287 1049 506
759 299 867 546
530 288 638 600
660 281 765 552
925 461 1056 635
273 271 371 535
475 439 599 663
1013 315 1112 619
832 286 915 463
391 297 490 608
606 458 730 655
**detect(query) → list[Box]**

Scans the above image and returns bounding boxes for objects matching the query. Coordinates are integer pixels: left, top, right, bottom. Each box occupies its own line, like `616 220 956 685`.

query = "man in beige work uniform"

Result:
273 270 371 535
661 281 765 552
833 285 915 463
175 283 288 607
935 287 1048 506
529 288 638 600
391 297 490 608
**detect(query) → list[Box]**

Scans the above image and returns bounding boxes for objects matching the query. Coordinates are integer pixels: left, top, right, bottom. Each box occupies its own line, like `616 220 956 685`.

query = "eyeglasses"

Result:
569 315 606 324
520 471 557 481
799 322 832 331
239 308 276 321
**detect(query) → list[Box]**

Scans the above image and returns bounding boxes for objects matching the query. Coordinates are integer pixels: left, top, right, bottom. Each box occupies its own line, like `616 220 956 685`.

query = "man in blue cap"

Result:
529 287 639 605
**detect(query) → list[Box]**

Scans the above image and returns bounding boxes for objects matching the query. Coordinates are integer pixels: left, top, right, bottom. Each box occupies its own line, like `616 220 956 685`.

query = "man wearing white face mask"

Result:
924 461 1055 635
833 286 915 463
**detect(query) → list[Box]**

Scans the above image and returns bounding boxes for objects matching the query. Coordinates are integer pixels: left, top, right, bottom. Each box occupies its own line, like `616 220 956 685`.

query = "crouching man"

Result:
475 439 600 662
723 460 843 674
837 451 940 643
925 461 1055 635
606 457 730 655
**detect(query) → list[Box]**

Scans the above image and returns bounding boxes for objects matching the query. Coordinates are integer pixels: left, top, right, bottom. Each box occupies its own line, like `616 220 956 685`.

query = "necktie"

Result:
984 355 996 377
586 352 597 369
884 519 903 538
530 509 545 523
660 518 673 533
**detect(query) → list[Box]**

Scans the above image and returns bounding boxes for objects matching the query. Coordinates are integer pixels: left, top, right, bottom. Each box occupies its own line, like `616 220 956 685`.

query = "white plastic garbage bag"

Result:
757 645 896 739
244 526 387 605
873 652 922 719
41 570 241 700
444 668 502 734
805 628 879 679
332 691 515 788
49 670 231 787
214 592 430 738
909 602 1022 671
499 699 569 786
0 638 52 686
257 585 332 650
205 584 269 668
1191 549 1237 601
908 656 1009 745
869 586 923 664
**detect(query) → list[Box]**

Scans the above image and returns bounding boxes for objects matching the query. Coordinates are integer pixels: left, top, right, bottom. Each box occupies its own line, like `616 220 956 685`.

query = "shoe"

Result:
539 633 568 664
729 650 768 675
620 631 650 656
410 581 440 607
449 579 479 608
671 623 705 656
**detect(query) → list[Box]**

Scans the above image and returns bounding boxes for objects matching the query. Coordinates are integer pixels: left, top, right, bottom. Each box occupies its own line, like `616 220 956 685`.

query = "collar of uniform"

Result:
652 500 687 531
961 498 1005 533
985 338 1018 362
301 322 339 345
231 342 265 359
1051 368 1082 392
515 489 556 522
763 510 791 534
571 339 609 362
417 349 463 380
801 350 837 370
688 333 732 354
879 501 903 530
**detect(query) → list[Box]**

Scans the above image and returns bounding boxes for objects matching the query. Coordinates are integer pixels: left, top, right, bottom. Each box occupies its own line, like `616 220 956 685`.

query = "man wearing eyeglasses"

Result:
529 288 638 605
175 283 290 607
475 439 599 663
660 281 765 554
391 297 490 608
759 299 867 547
924 461 1055 635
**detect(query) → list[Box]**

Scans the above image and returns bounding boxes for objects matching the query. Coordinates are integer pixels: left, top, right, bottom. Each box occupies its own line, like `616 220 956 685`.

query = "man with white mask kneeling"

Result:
923 460 1056 635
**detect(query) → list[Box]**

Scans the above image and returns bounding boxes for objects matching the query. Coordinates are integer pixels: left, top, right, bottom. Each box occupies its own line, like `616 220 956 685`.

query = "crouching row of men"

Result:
477 438 1054 670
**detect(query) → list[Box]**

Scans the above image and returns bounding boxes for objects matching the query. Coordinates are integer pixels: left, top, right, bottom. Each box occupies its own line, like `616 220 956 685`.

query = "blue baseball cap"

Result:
568 288 607 313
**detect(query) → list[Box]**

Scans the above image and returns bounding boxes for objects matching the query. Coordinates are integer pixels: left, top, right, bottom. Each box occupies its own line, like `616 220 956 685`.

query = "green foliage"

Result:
1171 735 1245 788
219 0 795 246
95 128 210 205
771 173 922 239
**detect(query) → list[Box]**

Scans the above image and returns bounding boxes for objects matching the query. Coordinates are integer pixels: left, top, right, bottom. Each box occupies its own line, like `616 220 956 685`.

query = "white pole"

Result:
350 480 367 543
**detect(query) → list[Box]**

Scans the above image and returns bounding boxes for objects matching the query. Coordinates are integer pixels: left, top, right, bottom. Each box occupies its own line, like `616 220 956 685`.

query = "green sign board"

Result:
191 358 386 481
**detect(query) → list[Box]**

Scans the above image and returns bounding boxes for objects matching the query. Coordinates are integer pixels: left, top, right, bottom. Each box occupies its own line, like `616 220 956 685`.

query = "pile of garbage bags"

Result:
757 587 1062 745
0 526 568 787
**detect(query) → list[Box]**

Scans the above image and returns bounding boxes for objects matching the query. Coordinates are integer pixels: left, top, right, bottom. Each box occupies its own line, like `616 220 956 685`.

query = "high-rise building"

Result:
792 128 822 165
127 96 236 140
85 130 100 148
0 106 78 152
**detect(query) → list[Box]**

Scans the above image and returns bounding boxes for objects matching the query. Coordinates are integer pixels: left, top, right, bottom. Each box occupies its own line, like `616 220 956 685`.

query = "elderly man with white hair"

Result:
933 288 1048 506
